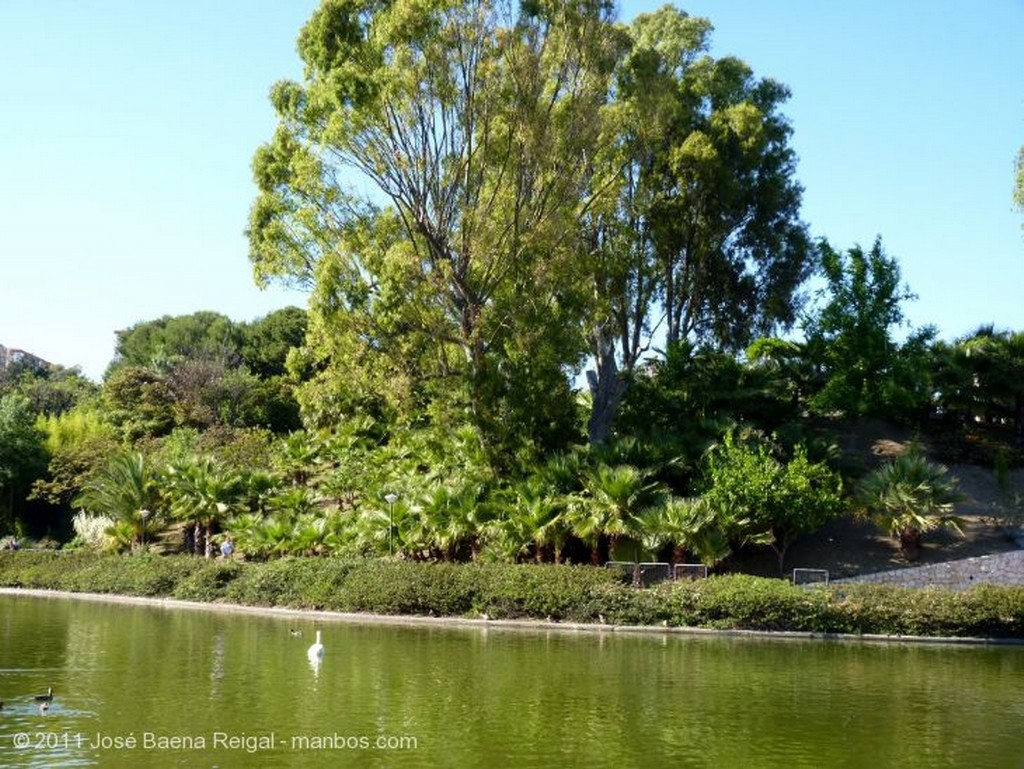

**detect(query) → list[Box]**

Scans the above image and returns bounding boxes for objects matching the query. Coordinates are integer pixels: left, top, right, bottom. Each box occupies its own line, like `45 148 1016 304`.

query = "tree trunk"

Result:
898 527 922 561
671 544 688 565
586 328 627 446
1015 393 1024 449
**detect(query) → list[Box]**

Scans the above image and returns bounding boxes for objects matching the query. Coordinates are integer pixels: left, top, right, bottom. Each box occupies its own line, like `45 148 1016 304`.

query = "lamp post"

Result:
139 509 150 551
384 493 398 556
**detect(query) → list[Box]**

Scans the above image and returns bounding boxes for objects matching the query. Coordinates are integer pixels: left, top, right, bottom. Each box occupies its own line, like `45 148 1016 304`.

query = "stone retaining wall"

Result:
834 550 1024 589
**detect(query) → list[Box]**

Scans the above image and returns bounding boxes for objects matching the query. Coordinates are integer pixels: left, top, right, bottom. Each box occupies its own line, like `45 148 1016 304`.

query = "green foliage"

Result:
104 310 304 435
102 366 176 440
239 306 308 378
855 451 964 560
0 551 207 596
571 463 666 565
29 408 119 509
483 475 572 564
644 496 732 567
73 452 164 551
805 238 933 420
1 364 99 417
164 456 246 558
0 393 48 534
1015 144 1024 215
2 553 1022 638
698 430 844 572
830 583 1024 638
108 311 243 374
617 341 799 475
934 328 1024 446
172 559 244 602
153 426 276 475
667 574 837 631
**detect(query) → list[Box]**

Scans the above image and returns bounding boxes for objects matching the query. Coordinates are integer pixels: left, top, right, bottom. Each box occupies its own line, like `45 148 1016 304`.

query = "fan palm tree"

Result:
165 457 245 557
856 451 964 560
274 431 322 486
415 479 491 561
224 512 267 559
572 463 666 566
653 496 734 567
487 477 571 563
73 452 162 552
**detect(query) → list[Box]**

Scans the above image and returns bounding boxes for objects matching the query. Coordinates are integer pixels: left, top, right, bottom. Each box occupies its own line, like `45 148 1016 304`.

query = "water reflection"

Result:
0 593 1021 769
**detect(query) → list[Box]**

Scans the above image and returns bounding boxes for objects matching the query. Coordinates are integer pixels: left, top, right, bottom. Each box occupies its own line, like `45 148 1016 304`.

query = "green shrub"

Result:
331 561 476 615
173 560 243 602
658 575 829 631
1 552 1022 639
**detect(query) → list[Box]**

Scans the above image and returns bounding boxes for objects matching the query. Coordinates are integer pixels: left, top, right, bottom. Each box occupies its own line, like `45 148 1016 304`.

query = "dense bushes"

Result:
1 551 1021 639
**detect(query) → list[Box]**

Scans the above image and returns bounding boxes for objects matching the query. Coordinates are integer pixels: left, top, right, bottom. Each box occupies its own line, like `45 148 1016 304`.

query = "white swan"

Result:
307 630 324 663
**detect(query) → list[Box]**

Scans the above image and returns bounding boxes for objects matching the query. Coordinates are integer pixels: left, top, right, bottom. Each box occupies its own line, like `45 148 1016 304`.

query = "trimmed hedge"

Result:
1 551 1021 639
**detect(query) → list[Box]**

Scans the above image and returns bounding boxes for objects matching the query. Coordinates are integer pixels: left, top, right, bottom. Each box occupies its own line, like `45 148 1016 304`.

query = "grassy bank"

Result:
1 551 1022 639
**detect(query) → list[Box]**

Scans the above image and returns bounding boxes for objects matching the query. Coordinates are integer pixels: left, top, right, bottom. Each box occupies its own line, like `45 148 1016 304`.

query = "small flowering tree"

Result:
699 431 844 574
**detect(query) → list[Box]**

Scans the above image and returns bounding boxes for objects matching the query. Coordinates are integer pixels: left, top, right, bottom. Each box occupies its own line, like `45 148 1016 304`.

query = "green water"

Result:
0 594 1021 768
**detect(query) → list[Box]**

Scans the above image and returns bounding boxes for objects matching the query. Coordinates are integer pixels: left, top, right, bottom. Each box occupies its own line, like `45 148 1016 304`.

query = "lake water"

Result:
0 593 1021 768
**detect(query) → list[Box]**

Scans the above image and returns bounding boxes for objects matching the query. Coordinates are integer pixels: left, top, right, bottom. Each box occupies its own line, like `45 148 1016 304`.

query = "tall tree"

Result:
581 6 813 444
107 311 243 375
239 306 308 378
249 0 625 459
805 237 932 420
1015 144 1023 216
0 394 47 534
944 327 1024 446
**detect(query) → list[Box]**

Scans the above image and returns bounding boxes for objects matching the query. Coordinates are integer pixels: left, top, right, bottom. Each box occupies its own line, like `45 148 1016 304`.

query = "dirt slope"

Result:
729 420 1024 579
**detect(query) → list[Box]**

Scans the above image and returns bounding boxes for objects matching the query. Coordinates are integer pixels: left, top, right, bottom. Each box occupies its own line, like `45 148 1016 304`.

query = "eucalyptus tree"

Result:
581 6 813 444
1015 144 1024 215
249 0 624 459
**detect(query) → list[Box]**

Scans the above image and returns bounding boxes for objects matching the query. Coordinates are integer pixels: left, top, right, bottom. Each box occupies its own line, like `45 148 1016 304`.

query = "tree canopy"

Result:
804 237 933 420
249 0 813 453
1015 144 1023 215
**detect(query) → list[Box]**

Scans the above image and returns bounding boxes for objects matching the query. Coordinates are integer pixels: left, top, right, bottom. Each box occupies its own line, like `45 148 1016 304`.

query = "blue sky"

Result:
1 0 1022 381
